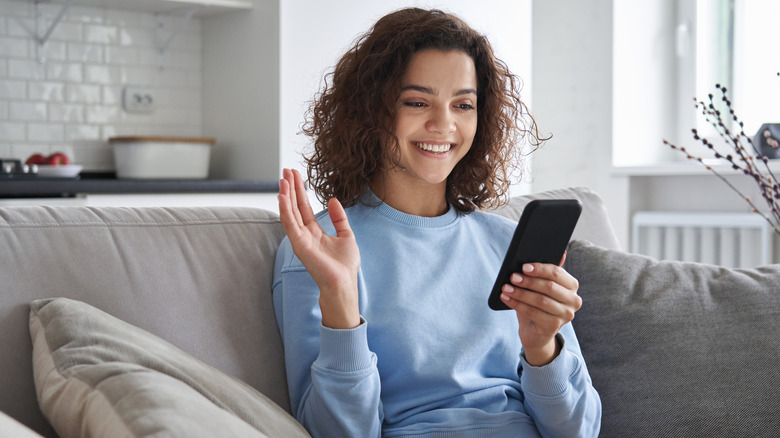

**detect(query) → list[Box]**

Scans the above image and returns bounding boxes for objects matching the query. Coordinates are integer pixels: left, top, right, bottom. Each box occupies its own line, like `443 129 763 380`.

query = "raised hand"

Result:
277 168 362 329
499 255 582 366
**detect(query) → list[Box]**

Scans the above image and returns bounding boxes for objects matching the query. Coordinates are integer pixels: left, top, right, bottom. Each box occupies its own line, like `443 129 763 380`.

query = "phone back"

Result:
488 199 582 311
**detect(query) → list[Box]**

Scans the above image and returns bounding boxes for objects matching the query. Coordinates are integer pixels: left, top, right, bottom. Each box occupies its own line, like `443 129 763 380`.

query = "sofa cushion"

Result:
564 240 780 437
490 186 621 250
29 298 310 438
0 206 287 435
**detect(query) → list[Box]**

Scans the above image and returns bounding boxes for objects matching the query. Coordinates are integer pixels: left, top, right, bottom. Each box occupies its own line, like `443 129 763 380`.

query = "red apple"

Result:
25 153 47 165
45 152 70 166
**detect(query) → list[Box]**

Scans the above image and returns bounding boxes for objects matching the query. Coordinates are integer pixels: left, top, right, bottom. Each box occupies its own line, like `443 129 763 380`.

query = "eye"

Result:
403 101 426 108
455 103 475 110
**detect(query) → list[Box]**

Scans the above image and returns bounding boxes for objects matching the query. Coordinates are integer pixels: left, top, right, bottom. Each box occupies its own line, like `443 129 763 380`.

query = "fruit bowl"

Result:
36 164 83 178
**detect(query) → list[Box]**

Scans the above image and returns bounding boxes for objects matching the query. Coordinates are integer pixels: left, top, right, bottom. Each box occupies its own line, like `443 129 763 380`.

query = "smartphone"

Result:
488 199 583 311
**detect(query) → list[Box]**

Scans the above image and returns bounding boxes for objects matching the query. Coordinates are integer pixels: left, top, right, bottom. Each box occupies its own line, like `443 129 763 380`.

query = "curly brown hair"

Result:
303 7 543 213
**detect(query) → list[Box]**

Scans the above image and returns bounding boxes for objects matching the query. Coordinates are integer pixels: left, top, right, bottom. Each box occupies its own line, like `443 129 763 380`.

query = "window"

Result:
691 0 780 150
612 0 780 166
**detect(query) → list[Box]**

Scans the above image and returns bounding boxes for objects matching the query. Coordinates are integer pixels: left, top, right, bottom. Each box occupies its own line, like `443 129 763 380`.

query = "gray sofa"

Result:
2 187 779 437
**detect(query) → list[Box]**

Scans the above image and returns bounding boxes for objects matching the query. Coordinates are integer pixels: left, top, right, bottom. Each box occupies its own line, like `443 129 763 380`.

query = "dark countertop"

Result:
0 174 279 198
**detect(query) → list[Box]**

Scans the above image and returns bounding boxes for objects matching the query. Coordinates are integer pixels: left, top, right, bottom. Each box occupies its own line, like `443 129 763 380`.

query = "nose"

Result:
425 106 455 134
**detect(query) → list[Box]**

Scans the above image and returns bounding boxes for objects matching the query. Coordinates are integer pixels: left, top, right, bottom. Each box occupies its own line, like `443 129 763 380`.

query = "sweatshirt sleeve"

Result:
272 239 383 438
519 324 602 438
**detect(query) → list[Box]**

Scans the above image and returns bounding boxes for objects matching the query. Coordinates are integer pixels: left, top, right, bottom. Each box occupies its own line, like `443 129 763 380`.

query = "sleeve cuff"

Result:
520 333 581 397
315 317 375 373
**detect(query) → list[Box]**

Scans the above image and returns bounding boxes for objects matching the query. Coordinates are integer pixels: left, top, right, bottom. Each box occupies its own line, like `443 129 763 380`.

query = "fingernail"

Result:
523 264 534 273
511 273 523 284
502 284 513 293
501 293 510 301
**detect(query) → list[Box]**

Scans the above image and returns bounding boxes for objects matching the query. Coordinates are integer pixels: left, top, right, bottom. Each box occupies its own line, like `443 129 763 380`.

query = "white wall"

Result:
612 0 680 166
530 0 630 247
202 0 279 180
0 0 203 170
279 0 531 195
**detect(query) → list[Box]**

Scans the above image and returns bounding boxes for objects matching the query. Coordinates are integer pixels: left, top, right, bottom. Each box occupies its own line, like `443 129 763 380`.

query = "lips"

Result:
416 142 453 153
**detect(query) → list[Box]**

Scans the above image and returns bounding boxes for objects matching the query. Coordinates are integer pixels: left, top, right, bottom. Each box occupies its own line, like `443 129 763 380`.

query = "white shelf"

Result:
612 160 780 177
39 0 253 17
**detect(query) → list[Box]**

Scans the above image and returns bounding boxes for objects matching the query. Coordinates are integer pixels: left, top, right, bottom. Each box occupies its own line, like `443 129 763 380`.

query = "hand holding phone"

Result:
488 199 582 311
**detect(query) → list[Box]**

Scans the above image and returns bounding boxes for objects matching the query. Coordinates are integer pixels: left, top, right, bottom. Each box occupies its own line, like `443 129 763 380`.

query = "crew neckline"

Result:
360 190 460 228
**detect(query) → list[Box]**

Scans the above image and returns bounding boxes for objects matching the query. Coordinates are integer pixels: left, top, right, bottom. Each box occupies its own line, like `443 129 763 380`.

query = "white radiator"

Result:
631 212 773 268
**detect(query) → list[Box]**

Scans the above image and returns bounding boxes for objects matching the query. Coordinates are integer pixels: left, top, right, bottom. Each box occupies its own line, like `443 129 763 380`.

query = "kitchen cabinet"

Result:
35 0 253 16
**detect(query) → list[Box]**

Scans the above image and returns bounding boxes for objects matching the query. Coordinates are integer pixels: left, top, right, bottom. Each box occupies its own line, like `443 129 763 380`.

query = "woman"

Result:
273 8 601 437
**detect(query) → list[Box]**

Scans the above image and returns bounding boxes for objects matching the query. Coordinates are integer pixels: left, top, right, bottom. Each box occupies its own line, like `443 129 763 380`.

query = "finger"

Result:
283 168 304 227
500 289 567 328
505 270 581 313
501 283 572 317
519 263 579 291
293 169 317 225
327 198 354 238
278 178 302 237
559 250 567 266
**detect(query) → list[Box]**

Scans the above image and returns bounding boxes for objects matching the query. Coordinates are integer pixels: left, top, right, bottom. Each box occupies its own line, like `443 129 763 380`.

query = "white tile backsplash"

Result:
104 45 139 65
27 123 64 142
0 0 203 171
0 122 25 141
65 124 99 141
46 22 84 42
0 36 28 57
9 59 45 79
65 83 101 103
66 43 104 63
0 79 26 99
46 62 83 82
50 103 85 123
9 101 47 121
3 1 32 18
85 24 118 45
29 81 66 101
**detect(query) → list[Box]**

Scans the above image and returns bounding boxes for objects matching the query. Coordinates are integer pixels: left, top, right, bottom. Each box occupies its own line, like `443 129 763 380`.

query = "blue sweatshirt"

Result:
272 192 601 437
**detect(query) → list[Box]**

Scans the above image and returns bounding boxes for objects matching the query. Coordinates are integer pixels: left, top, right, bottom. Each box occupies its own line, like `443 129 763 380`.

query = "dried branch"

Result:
664 83 780 236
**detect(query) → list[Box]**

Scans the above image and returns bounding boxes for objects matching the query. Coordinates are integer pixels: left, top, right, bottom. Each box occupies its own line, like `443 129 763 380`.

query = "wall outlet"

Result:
122 86 155 113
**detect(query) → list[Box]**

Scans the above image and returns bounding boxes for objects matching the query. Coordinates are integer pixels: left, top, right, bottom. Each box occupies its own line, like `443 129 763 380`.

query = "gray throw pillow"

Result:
29 298 310 438
564 240 780 438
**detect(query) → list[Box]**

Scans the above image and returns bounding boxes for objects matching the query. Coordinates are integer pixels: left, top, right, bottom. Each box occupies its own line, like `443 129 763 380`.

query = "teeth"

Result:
416 142 452 153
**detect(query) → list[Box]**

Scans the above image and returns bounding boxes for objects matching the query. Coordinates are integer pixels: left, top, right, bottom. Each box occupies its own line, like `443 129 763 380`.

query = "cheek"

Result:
461 116 478 144
393 114 414 138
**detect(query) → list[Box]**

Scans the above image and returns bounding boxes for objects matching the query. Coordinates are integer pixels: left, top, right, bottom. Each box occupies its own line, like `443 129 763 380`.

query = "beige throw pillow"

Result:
29 298 310 438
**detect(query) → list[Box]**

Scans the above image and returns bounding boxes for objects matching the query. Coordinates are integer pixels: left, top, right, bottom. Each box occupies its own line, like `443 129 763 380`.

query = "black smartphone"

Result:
488 199 583 311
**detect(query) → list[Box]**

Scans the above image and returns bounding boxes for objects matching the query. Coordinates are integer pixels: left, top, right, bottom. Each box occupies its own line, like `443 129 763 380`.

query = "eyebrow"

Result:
400 85 477 97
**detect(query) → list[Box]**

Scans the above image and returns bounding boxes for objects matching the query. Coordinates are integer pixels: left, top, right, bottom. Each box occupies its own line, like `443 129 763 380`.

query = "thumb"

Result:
327 198 353 237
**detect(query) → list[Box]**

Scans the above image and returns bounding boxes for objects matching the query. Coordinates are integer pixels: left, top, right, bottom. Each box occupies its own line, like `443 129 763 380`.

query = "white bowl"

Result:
36 164 83 178
110 136 214 179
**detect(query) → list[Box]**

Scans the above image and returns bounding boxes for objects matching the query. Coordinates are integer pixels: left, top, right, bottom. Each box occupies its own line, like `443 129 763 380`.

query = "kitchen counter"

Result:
0 175 279 198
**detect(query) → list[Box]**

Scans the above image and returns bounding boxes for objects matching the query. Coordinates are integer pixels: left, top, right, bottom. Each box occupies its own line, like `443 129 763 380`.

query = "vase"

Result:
753 123 780 159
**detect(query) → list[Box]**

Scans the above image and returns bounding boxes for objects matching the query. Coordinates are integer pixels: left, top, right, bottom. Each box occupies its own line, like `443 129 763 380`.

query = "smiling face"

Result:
376 49 478 215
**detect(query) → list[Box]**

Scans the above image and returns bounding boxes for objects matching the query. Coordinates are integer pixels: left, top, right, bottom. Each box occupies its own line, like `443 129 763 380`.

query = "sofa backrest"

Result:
0 206 287 437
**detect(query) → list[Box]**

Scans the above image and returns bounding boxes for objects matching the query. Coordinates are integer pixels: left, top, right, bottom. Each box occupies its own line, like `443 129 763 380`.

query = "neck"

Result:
371 175 449 217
